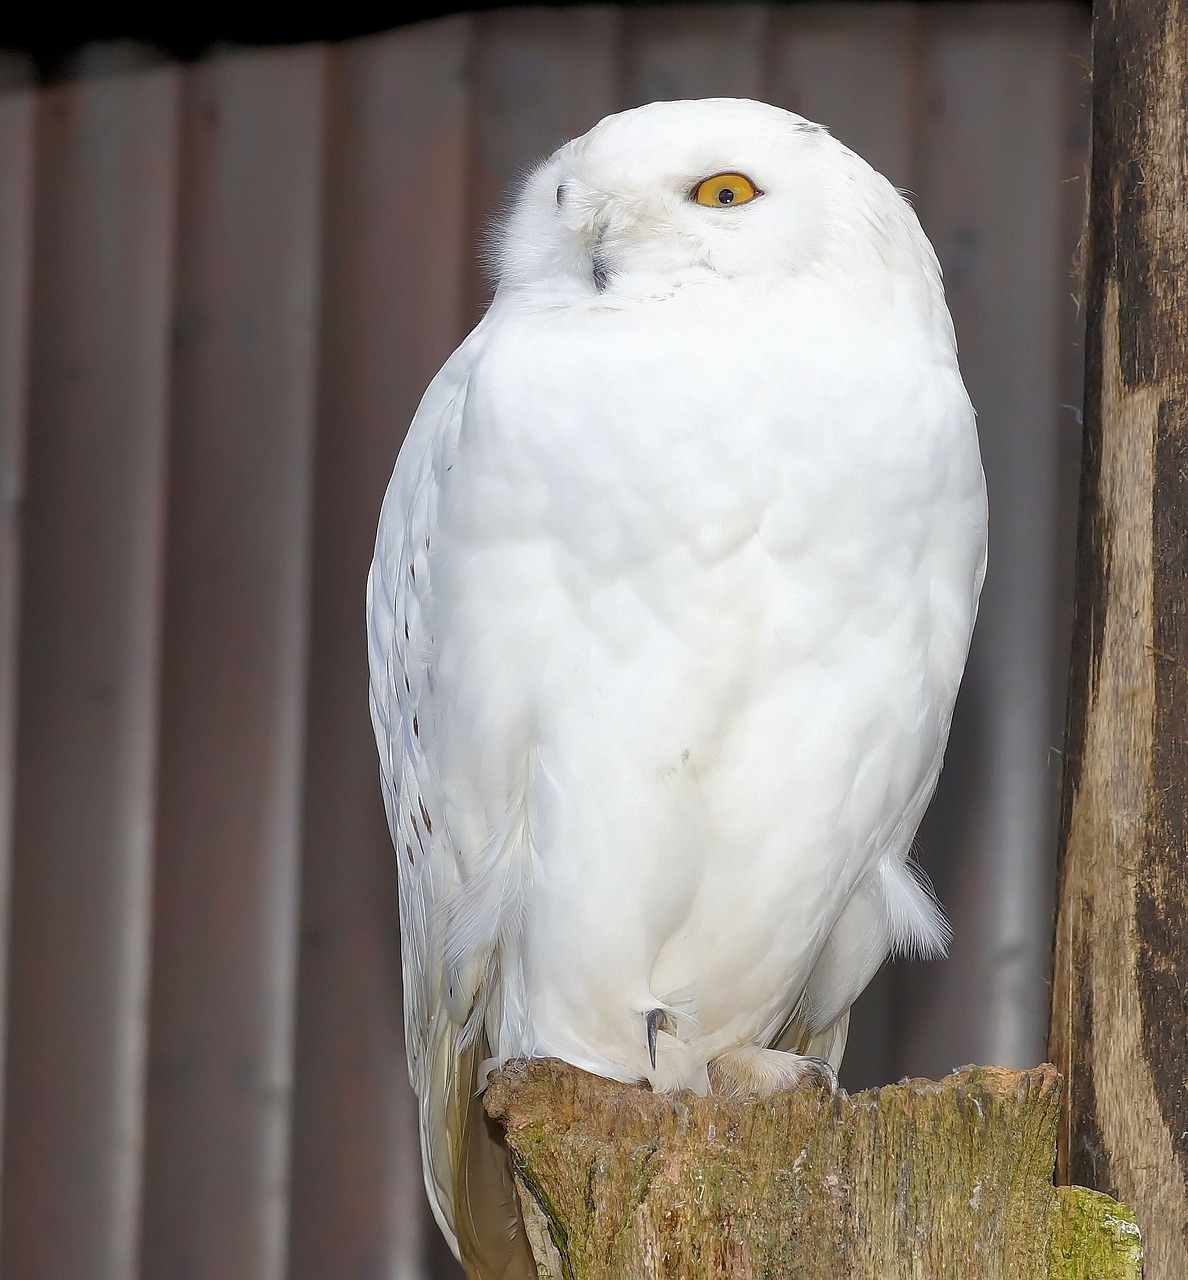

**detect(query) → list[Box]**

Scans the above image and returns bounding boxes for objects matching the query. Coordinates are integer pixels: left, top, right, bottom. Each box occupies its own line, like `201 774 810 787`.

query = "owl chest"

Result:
432 317 975 711
453 316 956 580
450 402 937 622
435 453 942 736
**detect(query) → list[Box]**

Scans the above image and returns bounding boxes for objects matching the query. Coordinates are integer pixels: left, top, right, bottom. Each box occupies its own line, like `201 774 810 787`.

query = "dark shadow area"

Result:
2 0 1091 84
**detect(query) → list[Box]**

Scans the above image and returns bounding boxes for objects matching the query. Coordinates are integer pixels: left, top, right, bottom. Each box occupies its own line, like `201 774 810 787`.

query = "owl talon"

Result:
803 1055 841 1095
645 1007 674 1069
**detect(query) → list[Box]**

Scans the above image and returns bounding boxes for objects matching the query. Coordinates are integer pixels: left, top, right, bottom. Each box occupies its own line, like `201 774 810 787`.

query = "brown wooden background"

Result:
0 5 1089 1278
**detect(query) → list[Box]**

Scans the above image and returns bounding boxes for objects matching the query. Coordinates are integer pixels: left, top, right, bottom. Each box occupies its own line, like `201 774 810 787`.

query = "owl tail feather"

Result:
450 1032 537 1280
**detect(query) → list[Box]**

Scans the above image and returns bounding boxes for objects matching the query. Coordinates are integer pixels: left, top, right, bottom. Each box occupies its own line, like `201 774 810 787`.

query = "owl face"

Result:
492 98 934 306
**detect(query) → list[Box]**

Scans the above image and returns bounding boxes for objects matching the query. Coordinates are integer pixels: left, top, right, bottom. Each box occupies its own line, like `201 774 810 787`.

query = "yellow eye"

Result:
692 172 760 207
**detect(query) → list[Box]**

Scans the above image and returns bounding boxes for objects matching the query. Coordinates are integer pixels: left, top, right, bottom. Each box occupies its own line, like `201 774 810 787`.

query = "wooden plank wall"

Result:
0 6 1089 1278
4 65 177 1280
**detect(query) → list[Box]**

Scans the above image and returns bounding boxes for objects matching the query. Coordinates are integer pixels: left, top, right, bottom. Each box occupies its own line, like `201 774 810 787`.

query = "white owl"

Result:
367 97 987 1278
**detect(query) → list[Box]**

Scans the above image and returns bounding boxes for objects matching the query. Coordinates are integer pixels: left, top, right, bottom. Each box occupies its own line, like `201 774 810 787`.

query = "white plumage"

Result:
367 97 986 1278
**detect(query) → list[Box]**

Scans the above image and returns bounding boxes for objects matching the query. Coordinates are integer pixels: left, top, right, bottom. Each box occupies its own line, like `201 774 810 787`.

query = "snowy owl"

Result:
367 97 986 1278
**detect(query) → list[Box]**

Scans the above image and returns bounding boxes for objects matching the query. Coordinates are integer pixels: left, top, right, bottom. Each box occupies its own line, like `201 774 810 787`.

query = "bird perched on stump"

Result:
367 97 987 1279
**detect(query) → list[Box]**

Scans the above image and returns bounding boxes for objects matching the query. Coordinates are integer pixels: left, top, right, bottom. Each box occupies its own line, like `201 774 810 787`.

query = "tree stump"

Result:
484 1059 1141 1280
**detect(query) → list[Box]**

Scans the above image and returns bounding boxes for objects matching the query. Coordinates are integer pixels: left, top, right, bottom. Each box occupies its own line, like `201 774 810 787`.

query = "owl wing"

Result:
367 341 465 1248
367 323 534 1280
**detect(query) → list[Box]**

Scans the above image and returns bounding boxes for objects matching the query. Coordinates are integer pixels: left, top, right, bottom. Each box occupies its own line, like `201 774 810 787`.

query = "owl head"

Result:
491 97 944 310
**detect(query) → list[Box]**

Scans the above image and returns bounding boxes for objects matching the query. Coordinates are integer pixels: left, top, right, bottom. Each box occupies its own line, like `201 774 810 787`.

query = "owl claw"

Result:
804 1056 841 1095
645 1008 674 1069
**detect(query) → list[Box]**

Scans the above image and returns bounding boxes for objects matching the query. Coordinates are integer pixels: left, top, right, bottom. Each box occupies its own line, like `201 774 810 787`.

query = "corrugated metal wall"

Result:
0 5 1089 1278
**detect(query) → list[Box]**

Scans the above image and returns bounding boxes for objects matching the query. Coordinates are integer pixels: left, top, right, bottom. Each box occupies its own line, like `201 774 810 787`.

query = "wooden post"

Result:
486 1060 1140 1279
1050 0 1188 1276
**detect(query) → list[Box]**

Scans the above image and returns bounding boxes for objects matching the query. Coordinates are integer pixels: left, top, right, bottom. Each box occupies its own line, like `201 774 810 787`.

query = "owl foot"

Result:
708 1045 839 1100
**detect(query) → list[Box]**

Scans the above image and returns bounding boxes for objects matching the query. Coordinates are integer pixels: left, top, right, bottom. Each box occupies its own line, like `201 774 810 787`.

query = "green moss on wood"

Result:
1048 1185 1143 1280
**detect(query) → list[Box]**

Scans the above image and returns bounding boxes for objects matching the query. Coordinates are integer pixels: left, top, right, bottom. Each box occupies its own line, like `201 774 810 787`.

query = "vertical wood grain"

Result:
1051 15 1092 726
0 77 34 1215
467 7 622 317
140 48 324 1280
902 3 1085 1078
1051 0 1188 1272
1 66 178 1280
286 20 471 1280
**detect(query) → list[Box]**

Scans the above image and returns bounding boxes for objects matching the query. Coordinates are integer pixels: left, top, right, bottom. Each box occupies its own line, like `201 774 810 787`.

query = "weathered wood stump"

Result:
485 1060 1141 1279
